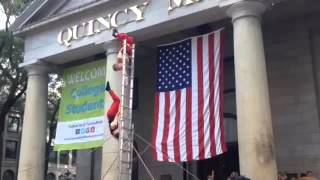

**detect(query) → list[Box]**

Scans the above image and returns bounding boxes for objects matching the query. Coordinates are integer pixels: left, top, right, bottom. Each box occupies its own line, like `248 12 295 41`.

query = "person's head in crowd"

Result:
306 171 312 177
233 176 250 180
279 172 288 180
230 172 239 178
301 173 307 177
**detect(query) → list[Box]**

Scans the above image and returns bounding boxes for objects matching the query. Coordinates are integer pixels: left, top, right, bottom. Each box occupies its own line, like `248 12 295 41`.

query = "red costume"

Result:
106 90 120 120
106 89 120 137
112 29 135 71
115 32 134 56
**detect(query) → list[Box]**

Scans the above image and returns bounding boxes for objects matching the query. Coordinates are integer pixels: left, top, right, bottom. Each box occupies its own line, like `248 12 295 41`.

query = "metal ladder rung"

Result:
122 86 134 90
121 105 132 109
120 117 132 121
120 171 132 175
121 95 134 99
120 135 133 140
120 127 133 132
120 160 131 164
119 148 132 153
122 76 134 80
120 136 133 141
120 141 133 146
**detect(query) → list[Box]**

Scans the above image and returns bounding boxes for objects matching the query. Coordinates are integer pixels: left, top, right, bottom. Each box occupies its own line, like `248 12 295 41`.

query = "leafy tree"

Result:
0 0 62 176
0 0 32 171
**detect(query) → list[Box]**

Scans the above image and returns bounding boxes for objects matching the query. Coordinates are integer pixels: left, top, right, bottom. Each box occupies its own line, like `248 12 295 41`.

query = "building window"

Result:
160 174 172 180
46 173 56 180
48 149 57 165
7 116 19 133
5 140 18 159
3 170 14 180
59 151 69 165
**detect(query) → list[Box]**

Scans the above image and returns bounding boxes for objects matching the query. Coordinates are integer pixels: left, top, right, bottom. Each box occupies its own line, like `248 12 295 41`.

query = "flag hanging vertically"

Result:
152 29 227 162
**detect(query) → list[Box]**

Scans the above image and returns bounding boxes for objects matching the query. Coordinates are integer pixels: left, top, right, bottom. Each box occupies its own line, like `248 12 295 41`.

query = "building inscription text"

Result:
58 0 201 47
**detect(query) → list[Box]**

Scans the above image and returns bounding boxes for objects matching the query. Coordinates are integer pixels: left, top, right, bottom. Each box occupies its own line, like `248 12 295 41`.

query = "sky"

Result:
0 5 16 30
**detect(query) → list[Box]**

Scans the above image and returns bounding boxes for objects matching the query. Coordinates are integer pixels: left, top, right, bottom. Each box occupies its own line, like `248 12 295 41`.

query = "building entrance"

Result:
197 142 239 180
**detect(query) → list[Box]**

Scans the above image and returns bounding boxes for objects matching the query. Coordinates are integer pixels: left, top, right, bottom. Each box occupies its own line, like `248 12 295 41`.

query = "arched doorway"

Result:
3 170 15 180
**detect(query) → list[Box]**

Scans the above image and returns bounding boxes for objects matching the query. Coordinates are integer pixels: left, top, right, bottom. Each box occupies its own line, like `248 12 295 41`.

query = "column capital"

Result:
24 63 50 76
103 40 120 56
220 0 269 23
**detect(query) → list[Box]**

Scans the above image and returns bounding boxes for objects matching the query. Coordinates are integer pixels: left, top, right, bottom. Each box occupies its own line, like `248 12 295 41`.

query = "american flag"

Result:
152 29 227 162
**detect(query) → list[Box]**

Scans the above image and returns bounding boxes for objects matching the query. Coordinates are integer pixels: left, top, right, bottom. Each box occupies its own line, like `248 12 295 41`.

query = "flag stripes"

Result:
152 29 226 162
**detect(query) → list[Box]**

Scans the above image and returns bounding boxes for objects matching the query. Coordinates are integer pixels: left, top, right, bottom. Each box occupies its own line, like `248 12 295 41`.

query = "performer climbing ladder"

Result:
105 29 136 180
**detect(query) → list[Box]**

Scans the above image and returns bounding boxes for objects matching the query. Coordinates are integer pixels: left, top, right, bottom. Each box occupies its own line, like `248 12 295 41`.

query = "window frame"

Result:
5 140 18 159
7 115 20 133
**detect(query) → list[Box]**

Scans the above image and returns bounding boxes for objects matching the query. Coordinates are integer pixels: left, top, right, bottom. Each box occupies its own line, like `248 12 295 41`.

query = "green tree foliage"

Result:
0 0 32 131
0 0 33 174
0 0 62 176
0 0 35 111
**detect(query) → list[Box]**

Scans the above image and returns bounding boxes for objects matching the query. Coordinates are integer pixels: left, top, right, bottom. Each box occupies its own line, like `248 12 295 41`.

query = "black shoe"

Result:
112 29 118 38
105 81 111 91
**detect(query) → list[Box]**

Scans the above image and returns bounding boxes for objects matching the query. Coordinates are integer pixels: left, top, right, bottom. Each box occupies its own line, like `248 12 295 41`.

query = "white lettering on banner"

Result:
66 67 105 85
57 2 149 47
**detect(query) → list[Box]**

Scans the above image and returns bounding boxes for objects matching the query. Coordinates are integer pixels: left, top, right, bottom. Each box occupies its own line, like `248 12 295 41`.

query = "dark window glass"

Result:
7 116 19 132
46 173 56 180
48 150 57 164
5 141 18 159
59 151 69 165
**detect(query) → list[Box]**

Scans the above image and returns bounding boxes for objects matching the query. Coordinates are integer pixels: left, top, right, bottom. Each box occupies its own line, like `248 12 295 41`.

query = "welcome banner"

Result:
54 60 106 151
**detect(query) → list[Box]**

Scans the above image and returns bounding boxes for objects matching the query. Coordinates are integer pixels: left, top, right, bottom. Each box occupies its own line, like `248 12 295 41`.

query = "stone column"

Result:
18 64 48 180
101 40 121 180
225 1 278 179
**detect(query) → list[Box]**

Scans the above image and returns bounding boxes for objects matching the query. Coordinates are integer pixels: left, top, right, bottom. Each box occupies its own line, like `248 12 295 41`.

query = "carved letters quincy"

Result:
57 0 203 47
57 2 149 47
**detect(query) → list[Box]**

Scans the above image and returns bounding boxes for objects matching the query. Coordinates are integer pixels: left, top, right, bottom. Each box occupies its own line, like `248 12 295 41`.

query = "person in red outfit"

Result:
112 29 134 71
105 81 120 137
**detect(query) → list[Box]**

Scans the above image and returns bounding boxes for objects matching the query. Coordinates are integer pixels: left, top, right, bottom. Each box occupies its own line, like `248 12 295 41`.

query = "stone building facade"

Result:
0 111 21 180
11 0 320 179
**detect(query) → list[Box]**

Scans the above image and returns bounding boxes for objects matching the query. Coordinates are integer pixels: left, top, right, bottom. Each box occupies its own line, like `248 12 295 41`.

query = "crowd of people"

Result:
226 172 250 180
217 171 320 180
278 171 319 180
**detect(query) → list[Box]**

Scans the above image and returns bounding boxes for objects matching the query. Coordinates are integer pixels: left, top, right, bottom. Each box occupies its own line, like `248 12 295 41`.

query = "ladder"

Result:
118 39 135 180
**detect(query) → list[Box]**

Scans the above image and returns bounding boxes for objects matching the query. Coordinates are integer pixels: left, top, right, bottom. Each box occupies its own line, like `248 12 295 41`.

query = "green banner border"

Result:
54 140 104 151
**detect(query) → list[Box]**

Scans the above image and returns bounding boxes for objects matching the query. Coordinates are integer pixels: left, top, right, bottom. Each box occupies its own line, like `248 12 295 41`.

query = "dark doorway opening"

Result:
197 142 239 180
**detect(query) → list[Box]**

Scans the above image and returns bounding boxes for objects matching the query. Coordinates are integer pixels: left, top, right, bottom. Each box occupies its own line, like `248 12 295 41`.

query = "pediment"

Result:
11 0 105 33
56 0 99 15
